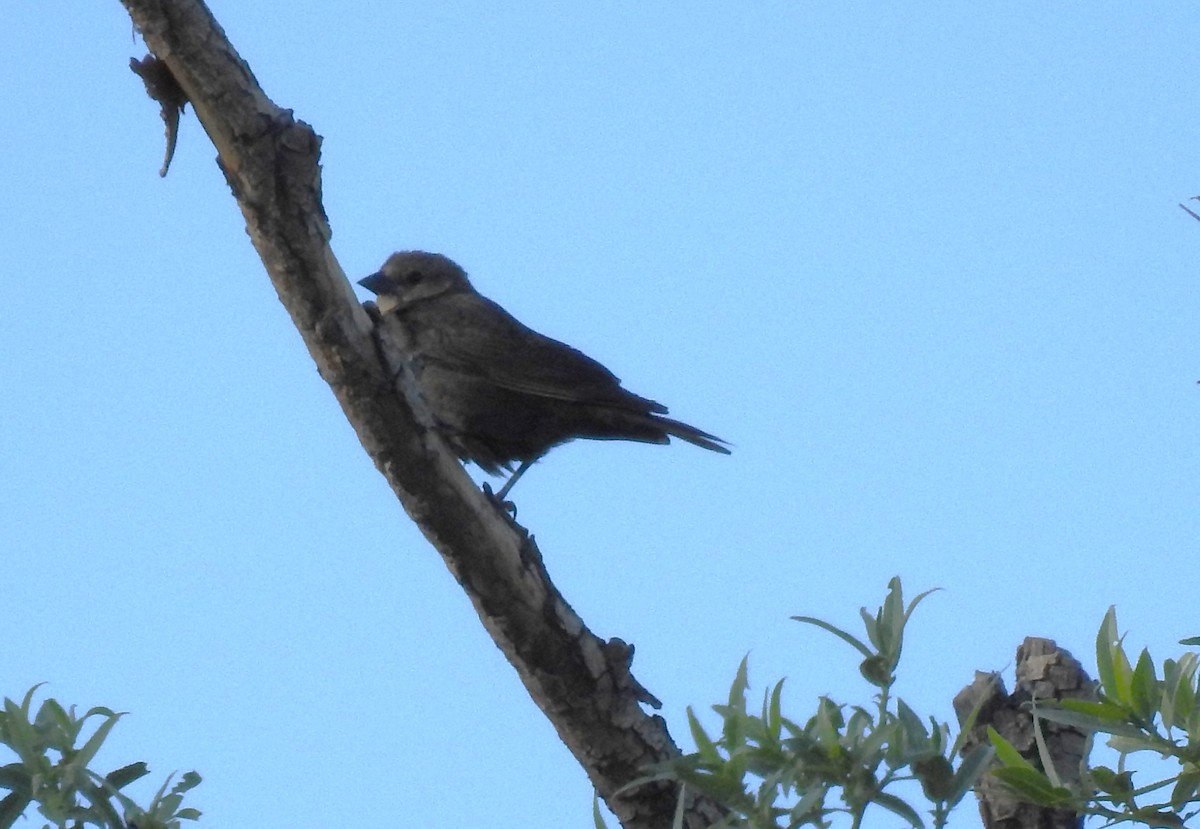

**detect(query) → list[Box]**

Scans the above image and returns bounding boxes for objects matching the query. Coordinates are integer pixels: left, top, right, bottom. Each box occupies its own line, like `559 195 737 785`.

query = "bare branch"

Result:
115 1 722 826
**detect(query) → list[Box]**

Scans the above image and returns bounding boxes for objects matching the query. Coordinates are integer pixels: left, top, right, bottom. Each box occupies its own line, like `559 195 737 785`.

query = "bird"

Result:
359 251 730 499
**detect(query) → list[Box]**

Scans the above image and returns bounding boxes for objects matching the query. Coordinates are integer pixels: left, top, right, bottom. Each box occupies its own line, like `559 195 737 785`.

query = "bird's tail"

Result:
655 415 731 455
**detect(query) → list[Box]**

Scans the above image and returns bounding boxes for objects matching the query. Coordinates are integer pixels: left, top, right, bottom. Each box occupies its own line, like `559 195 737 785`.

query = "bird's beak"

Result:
357 271 389 295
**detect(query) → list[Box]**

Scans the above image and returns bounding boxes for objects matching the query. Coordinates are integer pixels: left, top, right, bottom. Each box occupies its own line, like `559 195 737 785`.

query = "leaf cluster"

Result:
608 578 992 829
989 608 1200 827
0 685 201 829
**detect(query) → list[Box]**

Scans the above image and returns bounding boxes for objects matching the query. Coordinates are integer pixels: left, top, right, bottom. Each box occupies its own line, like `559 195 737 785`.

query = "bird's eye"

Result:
402 270 423 285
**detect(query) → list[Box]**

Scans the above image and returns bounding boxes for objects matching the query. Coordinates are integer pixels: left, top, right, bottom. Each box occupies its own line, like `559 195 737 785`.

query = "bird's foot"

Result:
482 482 518 518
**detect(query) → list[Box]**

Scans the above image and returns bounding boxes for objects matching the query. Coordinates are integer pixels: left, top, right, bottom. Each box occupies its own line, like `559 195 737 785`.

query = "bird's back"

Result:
400 291 666 412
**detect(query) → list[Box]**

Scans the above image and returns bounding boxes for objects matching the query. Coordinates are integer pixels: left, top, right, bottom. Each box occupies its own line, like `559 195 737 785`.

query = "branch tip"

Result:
129 55 189 177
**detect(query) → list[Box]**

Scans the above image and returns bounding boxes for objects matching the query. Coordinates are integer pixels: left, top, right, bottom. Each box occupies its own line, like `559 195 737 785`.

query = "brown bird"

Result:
359 251 730 499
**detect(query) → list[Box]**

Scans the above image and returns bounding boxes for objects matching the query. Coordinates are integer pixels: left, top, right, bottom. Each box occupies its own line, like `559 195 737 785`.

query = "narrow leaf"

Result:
0 791 32 829
949 744 996 807
871 790 925 829
70 711 124 773
686 708 719 761
592 795 609 829
987 727 1036 772
1029 705 1060 788
1034 706 1147 739
1170 770 1200 811
1096 607 1120 697
793 616 874 659
990 767 1072 806
104 762 150 791
1130 648 1160 723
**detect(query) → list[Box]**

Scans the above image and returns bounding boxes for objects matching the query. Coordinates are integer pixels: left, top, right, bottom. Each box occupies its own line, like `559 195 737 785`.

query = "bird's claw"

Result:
482 482 518 518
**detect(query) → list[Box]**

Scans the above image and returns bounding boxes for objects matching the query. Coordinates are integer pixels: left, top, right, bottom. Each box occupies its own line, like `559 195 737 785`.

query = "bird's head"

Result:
359 251 471 313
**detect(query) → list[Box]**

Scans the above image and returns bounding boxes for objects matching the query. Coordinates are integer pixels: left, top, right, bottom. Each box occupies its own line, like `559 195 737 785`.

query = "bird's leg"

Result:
494 460 534 501
481 482 518 519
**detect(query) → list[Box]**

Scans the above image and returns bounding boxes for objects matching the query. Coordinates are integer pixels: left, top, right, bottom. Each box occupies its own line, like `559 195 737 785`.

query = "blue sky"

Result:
3 3 1198 827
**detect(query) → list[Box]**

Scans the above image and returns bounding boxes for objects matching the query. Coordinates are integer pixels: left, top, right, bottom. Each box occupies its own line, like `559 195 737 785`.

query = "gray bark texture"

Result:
955 637 1095 829
114 1 724 827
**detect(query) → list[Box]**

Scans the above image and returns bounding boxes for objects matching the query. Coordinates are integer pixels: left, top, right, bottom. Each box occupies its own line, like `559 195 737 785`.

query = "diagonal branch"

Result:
115 1 723 826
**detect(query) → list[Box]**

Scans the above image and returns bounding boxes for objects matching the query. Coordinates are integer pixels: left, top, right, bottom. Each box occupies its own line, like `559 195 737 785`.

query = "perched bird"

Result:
359 251 730 498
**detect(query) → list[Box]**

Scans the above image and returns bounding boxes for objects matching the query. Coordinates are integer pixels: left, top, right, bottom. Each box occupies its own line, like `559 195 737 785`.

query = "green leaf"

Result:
813 697 844 748
861 606 882 653
33 699 75 751
875 577 906 657
949 744 996 807
1180 636 1200 647
845 707 873 745
990 767 1073 806
104 762 150 791
1096 607 1120 696
859 655 894 688
671 765 747 806
1028 704 1060 789
858 718 893 765
154 791 185 819
871 790 925 829
1033 705 1147 739
0 791 32 829
723 657 750 750
1107 733 1176 755
1096 607 1135 706
1090 765 1132 799
792 616 874 660
728 656 750 713
0 714 39 769
951 674 999 756
1127 806 1186 828
790 782 829 824
928 716 949 755
1130 648 1160 724
17 685 45 718
895 698 930 746
0 764 30 792
1056 697 1132 722
1170 769 1200 811
671 781 687 829
174 771 202 793
1161 653 1197 733
613 765 677 797
765 680 784 744
69 710 124 776
903 584 943 626
78 777 124 828
590 796 609 829
686 708 719 762
987 727 1036 772
912 755 955 801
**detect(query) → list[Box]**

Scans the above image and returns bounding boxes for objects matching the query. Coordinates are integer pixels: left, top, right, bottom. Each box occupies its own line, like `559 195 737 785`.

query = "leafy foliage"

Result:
598 585 1199 829
0 685 201 829
604 578 992 829
989 607 1200 827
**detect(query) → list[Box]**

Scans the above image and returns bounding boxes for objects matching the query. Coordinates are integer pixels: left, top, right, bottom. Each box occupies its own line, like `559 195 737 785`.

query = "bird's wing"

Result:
411 294 665 411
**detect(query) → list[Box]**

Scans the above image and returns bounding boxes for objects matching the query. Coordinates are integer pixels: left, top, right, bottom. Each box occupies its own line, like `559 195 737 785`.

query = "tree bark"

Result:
114 2 723 827
955 638 1094 829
